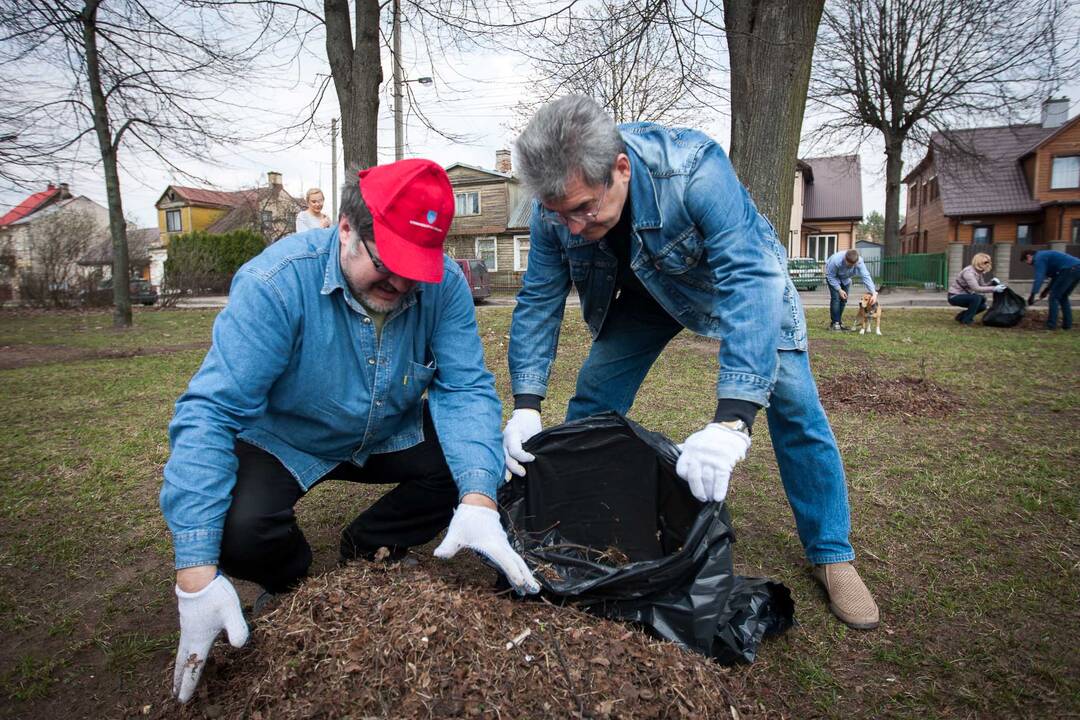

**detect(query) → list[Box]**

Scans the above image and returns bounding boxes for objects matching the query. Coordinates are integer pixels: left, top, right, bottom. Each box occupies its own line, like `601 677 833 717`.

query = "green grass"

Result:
0 305 1078 718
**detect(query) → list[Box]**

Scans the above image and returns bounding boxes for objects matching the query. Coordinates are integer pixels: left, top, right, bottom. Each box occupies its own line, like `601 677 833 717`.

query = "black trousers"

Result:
218 407 458 592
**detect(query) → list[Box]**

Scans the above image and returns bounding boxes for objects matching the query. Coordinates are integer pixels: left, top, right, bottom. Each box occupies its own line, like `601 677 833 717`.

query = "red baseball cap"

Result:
358 159 454 283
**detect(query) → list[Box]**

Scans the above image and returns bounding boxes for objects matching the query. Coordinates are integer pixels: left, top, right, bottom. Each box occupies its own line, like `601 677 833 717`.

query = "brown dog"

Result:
856 293 882 335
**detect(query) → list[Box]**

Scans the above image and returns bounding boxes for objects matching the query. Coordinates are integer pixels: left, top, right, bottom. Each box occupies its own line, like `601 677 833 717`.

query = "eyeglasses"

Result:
541 183 609 227
360 235 392 275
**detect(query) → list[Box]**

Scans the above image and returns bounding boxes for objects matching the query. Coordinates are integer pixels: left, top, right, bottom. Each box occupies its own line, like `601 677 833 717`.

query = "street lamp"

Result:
392 0 432 160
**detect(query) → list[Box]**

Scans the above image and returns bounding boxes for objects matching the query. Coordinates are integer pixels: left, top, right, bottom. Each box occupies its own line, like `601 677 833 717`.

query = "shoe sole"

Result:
827 603 880 630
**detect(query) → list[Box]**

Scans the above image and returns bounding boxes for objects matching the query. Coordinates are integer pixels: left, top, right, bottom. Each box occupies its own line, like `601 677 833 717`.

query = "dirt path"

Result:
0 342 210 370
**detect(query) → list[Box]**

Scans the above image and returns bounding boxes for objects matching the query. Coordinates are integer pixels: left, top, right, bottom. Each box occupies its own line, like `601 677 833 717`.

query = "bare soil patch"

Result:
151 562 771 720
817 369 959 419
0 342 209 370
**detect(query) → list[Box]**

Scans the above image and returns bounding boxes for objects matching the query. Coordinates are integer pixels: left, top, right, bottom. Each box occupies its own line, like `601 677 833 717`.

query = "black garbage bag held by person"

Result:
982 287 1027 327
498 412 795 664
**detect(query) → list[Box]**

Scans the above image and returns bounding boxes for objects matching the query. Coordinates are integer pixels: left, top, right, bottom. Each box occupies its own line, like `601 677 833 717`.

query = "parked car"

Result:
788 257 824 291
454 258 491 303
83 277 158 306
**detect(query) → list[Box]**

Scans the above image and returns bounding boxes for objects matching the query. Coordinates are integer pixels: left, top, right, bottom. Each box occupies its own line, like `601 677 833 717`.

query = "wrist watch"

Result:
715 419 751 436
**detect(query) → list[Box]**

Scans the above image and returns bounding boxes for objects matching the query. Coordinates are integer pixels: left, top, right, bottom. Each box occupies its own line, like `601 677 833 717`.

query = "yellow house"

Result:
154 171 301 246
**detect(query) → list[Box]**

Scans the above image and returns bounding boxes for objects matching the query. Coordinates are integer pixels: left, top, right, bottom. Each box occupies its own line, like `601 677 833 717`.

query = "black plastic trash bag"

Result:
499 412 795 664
983 287 1027 327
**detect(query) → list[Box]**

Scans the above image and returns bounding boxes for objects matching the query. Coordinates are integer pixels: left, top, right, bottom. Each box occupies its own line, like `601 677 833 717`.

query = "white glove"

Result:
993 284 1007 293
675 423 752 503
502 409 543 477
172 575 249 703
991 277 1001 285
434 503 540 594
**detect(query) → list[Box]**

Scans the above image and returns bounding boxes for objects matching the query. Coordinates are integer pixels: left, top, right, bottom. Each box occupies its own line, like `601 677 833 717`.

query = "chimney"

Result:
1041 97 1070 128
58 183 70 198
267 171 283 186
495 149 512 174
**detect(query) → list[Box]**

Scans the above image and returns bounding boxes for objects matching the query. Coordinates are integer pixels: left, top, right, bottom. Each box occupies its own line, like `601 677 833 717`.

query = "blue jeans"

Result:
948 293 986 325
828 283 849 324
1047 266 1080 329
564 295 855 565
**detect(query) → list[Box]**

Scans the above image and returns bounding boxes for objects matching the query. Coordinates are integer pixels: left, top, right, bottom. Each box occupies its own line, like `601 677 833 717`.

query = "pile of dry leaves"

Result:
818 368 959 419
156 562 772 719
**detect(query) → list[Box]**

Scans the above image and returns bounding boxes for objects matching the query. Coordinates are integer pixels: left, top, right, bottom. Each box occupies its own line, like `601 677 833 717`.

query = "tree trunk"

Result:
882 140 904 257
724 0 824 247
81 0 131 327
325 0 383 172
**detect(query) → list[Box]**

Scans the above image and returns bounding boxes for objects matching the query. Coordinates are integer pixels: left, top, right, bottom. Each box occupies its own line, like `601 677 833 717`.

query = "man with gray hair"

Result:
161 159 538 705
503 95 878 631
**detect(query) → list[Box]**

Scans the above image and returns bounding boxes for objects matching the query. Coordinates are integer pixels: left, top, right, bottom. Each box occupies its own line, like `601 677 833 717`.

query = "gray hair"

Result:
514 95 625 201
339 170 375 254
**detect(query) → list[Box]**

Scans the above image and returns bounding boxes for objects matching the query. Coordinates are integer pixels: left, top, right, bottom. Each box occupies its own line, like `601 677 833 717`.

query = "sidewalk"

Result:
177 287 960 310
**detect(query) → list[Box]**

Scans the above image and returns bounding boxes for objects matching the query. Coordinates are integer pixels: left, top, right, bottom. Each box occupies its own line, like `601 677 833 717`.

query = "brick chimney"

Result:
495 149 512 174
267 171 283 186
58 183 70 198
1041 97 1070 128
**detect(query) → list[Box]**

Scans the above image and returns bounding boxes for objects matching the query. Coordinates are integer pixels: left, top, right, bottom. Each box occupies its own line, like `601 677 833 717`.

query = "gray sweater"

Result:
949 265 997 296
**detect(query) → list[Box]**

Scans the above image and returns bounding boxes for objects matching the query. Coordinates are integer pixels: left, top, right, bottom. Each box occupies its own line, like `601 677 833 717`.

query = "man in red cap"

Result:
161 159 538 704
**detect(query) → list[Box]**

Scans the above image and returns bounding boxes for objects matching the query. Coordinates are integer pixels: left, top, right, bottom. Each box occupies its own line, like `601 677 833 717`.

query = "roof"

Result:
801 155 863 220
445 162 513 180
507 195 533 229
159 185 254 209
1019 112 1080 158
0 185 61 226
205 185 303 235
928 124 1055 215
78 227 159 266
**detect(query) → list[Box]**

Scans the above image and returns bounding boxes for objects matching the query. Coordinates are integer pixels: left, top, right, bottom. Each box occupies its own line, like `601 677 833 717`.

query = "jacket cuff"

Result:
455 469 500 504
510 373 549 398
172 528 223 570
716 371 773 408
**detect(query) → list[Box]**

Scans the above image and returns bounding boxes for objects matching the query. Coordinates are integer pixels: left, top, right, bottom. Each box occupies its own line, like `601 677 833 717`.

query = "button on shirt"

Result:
160 228 504 570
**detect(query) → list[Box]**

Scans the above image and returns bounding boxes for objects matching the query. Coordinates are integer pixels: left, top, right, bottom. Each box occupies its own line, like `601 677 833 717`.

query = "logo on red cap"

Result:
358 159 455 283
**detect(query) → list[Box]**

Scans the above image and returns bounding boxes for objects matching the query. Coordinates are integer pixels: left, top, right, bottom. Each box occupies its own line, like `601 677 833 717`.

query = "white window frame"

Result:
513 235 530 272
1050 155 1080 190
474 236 497 271
165 209 182 232
455 191 481 216
806 233 837 261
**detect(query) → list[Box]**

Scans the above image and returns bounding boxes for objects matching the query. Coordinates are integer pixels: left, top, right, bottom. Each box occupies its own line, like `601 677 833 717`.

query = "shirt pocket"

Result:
651 227 704 275
404 360 436 396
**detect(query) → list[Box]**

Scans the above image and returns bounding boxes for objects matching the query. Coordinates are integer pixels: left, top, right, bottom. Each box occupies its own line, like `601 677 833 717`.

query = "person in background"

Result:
296 187 331 232
825 249 878 331
1022 249 1080 330
947 252 1006 326
162 160 538 705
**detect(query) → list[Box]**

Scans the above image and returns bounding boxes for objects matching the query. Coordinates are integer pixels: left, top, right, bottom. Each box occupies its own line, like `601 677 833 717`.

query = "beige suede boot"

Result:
812 562 880 630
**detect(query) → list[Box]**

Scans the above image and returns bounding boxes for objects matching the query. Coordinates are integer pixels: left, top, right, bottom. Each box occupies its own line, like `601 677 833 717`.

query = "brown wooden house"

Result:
901 98 1080 259
444 150 532 291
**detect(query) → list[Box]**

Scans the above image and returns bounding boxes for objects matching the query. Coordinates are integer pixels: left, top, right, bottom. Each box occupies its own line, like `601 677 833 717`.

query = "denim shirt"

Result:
824 251 876 293
1031 250 1080 293
509 122 806 408
160 228 504 569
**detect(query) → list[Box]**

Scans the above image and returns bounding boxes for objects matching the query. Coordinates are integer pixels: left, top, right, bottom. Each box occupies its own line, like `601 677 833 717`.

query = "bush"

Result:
162 229 266 303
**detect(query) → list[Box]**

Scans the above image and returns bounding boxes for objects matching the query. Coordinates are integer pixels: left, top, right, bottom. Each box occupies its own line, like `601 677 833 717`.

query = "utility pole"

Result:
393 0 404 161
330 117 338 219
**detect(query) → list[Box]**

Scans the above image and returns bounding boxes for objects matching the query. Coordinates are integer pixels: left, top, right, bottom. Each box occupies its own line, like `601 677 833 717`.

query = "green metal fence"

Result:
863 253 947 289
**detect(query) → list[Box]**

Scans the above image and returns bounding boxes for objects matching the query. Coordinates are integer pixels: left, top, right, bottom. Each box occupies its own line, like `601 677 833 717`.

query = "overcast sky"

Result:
2 15 1078 231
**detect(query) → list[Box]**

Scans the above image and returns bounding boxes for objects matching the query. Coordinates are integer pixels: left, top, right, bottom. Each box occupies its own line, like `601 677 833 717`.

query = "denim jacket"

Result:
160 228 504 569
509 122 806 408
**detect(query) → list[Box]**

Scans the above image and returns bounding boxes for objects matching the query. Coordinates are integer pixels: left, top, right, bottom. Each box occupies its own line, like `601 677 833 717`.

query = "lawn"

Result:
0 304 1077 719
